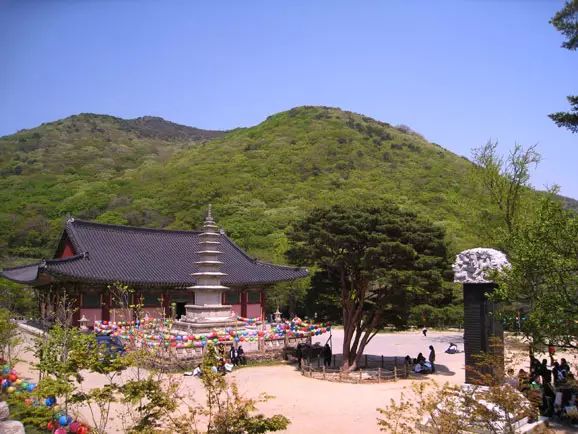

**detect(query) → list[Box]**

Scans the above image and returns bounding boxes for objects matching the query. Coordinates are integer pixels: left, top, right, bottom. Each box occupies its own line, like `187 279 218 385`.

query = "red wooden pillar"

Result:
241 289 247 317
101 287 110 322
162 290 170 318
261 289 265 321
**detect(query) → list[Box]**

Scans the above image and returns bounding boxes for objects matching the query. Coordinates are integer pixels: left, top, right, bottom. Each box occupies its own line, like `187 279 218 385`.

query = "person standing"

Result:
323 343 332 368
428 345 436 373
229 344 238 366
296 343 303 369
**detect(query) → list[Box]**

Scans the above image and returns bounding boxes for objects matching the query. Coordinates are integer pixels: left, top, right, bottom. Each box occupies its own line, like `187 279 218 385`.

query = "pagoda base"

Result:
172 304 237 333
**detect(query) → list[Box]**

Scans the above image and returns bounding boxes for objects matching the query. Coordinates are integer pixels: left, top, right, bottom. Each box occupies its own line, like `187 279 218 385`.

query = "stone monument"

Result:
173 206 237 332
453 248 510 385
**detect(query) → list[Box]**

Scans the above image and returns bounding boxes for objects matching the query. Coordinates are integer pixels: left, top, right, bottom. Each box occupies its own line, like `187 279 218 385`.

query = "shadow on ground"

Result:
298 353 456 377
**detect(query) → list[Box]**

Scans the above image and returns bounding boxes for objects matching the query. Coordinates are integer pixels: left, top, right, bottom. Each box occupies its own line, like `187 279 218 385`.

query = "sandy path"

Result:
13 329 466 433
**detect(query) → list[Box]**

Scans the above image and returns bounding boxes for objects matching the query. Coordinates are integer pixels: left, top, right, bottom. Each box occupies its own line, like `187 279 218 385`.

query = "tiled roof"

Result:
2 219 307 287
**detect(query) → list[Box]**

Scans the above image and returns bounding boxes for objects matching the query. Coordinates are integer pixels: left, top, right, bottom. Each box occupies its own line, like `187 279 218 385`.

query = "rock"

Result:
453 248 510 283
0 420 25 434
0 402 9 421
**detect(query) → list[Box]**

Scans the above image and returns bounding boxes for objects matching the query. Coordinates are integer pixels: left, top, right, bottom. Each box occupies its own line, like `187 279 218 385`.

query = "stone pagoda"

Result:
173 206 237 331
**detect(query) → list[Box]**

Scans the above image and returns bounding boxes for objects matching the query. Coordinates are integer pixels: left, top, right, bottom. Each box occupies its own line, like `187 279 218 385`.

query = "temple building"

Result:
2 210 308 327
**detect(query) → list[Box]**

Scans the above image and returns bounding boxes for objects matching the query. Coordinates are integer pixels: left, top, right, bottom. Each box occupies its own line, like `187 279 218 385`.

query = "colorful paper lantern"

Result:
59 415 72 426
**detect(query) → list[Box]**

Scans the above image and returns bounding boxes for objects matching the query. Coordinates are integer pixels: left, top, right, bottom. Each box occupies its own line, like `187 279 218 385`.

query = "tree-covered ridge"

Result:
0 114 224 261
0 105 572 267
0 113 225 177
102 106 496 258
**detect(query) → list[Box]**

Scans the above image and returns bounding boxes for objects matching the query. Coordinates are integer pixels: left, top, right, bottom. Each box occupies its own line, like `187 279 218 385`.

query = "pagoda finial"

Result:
206 204 213 221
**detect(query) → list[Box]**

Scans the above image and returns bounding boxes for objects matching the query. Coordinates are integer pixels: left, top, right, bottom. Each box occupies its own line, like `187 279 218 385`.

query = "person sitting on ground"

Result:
404 355 412 366
224 360 234 373
505 368 518 388
416 352 426 364
445 342 458 354
422 326 428 337
193 364 202 377
217 358 227 375
518 369 530 391
237 345 246 365
218 342 226 359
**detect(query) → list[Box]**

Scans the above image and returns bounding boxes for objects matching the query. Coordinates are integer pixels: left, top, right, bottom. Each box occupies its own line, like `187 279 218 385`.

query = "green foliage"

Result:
34 325 96 406
551 0 578 51
409 304 463 329
301 270 342 321
287 203 452 370
0 114 222 262
493 191 578 349
5 393 54 431
0 281 36 316
198 345 290 434
0 307 20 364
1 106 509 272
550 1 578 133
549 95 578 134
472 141 540 239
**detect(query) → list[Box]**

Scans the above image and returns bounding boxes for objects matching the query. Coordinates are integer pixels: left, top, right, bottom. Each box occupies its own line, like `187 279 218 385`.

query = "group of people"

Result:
406 345 436 374
187 343 247 378
221 342 246 366
295 342 332 369
508 356 576 420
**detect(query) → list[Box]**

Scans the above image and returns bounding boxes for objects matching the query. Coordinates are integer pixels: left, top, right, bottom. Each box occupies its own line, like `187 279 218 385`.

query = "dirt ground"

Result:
12 328 578 433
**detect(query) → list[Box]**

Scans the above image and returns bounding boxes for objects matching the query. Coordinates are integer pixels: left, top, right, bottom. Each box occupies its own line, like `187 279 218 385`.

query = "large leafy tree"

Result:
550 0 578 133
473 143 578 350
495 191 578 349
286 204 452 371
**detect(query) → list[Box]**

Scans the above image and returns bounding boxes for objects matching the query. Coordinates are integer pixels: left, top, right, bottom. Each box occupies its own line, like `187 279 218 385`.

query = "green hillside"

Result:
0 114 224 261
0 105 554 267
109 106 496 260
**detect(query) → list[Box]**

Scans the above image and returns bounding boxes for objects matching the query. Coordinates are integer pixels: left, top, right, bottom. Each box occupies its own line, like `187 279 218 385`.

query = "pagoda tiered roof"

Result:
1 218 308 287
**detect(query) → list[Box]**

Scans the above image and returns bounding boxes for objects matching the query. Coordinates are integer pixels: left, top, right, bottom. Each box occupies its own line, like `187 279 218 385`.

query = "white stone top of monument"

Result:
453 247 510 284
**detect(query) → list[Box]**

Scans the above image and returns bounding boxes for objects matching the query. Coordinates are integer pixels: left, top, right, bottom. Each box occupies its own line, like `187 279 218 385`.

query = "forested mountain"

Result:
0 106 571 267
0 114 224 262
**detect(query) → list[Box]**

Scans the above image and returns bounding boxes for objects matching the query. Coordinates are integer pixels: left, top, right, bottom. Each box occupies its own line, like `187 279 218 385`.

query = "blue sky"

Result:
1 0 577 197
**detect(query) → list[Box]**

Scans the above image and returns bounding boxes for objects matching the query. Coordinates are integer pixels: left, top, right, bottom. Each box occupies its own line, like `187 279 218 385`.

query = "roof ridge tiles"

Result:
69 218 203 235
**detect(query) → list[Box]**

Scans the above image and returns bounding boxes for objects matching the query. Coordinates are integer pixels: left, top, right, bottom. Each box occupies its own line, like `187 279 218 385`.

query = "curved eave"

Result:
1 264 53 286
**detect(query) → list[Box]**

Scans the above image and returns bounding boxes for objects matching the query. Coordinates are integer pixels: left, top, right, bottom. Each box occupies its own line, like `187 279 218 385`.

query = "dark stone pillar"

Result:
463 283 504 385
